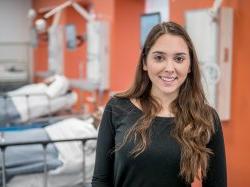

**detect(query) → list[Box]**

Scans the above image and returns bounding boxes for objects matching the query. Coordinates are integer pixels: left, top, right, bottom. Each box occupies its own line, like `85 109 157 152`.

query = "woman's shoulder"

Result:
207 105 221 133
105 96 133 114
106 96 130 107
103 96 140 128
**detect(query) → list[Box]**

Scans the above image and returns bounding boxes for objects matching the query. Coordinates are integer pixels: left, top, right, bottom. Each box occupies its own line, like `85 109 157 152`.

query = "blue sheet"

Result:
0 97 20 125
0 128 62 184
0 120 57 131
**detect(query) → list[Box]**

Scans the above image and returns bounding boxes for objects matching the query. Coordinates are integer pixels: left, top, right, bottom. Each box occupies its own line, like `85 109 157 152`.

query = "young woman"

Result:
92 21 227 187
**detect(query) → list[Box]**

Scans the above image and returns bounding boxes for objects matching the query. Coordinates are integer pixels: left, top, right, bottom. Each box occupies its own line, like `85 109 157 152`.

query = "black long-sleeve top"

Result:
92 97 227 187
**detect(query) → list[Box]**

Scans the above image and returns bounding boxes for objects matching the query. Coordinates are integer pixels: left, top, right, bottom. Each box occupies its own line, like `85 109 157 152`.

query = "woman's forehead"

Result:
149 34 189 55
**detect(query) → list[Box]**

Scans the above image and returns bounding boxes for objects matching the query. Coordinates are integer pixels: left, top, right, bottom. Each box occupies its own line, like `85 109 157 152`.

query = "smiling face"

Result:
143 33 191 99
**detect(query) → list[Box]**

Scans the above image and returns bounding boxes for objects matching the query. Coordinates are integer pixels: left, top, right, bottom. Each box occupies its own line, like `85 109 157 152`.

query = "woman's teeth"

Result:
160 76 176 81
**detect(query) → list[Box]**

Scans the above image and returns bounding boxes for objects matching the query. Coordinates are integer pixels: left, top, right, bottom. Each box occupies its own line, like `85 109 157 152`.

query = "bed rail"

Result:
0 137 97 187
0 93 54 125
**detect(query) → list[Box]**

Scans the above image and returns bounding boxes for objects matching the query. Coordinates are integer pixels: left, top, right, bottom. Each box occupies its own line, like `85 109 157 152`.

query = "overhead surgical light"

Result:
44 0 94 22
27 8 37 20
35 18 47 33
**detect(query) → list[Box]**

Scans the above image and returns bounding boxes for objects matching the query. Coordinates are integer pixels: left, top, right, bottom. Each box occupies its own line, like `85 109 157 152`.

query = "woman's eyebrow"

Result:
175 52 188 56
152 51 166 55
152 51 188 56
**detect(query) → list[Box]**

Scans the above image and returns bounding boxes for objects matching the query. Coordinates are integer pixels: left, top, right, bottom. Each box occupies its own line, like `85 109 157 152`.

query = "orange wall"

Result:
111 0 144 91
63 6 87 79
170 0 250 186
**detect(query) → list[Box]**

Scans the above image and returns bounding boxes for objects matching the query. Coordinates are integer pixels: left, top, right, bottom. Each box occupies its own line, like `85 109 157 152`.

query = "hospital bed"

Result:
0 91 78 125
0 75 103 186
0 74 77 125
0 117 98 187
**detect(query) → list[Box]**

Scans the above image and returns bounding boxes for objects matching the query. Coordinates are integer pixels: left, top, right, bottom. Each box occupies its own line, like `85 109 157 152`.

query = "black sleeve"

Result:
202 111 227 187
92 100 115 187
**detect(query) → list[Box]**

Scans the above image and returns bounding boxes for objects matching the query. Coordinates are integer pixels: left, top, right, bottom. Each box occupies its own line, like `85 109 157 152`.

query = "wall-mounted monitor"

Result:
140 12 161 47
65 24 77 49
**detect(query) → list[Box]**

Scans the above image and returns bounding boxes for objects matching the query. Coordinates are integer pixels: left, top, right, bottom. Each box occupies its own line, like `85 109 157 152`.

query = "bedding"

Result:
0 117 98 187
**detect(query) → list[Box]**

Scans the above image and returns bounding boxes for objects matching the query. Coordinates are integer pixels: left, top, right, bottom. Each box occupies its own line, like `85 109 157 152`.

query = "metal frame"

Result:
1 93 53 126
0 137 97 187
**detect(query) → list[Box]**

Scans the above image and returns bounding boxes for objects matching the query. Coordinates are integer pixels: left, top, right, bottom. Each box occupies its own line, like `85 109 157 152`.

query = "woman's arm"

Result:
202 112 227 187
92 101 115 187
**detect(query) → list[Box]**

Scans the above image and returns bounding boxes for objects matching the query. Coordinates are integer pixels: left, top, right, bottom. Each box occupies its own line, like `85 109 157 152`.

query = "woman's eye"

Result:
154 55 165 62
174 56 185 63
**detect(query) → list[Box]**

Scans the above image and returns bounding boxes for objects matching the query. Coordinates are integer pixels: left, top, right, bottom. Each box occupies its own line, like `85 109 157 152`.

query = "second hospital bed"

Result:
0 117 98 187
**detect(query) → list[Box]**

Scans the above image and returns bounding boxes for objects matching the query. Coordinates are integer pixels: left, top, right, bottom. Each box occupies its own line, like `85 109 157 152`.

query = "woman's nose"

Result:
164 60 175 73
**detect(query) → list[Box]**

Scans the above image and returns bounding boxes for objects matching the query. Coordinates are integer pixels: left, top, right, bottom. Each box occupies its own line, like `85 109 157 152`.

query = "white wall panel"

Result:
185 8 234 121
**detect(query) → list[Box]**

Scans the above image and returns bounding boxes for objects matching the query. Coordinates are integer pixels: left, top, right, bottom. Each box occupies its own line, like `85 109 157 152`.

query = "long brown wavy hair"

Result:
115 21 215 183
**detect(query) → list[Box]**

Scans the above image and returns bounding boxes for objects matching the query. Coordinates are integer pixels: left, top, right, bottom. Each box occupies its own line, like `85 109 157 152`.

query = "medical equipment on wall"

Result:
185 4 234 121
47 25 64 75
145 0 169 21
35 0 110 90
86 20 110 90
